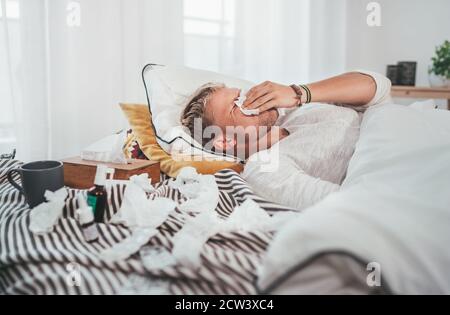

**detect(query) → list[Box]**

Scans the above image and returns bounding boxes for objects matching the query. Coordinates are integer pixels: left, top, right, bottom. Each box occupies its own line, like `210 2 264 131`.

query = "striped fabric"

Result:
0 159 294 295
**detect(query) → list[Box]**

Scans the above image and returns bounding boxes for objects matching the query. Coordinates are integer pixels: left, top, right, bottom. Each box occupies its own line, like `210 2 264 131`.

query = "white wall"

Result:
345 0 450 107
308 0 348 81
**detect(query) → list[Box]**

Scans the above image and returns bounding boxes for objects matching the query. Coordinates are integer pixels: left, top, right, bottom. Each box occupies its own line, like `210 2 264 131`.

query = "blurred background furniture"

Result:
62 157 160 189
391 86 450 110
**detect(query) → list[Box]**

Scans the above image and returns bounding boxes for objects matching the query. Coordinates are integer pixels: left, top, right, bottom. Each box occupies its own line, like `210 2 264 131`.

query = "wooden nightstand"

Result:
391 86 450 110
62 157 160 189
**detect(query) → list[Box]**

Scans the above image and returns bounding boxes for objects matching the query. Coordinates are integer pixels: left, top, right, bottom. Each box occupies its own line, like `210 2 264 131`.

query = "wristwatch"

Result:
290 84 303 107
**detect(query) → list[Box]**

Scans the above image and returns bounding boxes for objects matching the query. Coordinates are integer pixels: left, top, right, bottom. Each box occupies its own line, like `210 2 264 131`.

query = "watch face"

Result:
290 85 303 103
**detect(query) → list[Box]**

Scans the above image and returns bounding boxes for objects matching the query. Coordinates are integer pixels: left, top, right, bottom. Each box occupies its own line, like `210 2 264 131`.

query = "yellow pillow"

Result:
120 103 243 177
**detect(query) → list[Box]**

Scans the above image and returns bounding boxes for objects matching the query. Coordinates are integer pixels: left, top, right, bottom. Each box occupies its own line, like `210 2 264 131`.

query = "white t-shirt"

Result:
242 71 392 210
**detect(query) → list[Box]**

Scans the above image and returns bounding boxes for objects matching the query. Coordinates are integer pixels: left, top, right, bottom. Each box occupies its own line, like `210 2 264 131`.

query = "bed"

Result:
1 65 449 295
0 158 294 295
257 102 450 294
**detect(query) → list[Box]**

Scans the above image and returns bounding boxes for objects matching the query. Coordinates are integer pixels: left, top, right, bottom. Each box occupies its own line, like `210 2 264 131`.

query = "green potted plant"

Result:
429 40 450 88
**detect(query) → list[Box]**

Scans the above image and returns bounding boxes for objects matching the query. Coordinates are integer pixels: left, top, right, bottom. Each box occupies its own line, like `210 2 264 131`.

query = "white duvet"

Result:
257 103 450 294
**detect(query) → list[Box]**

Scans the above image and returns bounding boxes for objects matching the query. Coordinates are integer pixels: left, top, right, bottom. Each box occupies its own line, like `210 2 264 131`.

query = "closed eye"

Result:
229 103 236 115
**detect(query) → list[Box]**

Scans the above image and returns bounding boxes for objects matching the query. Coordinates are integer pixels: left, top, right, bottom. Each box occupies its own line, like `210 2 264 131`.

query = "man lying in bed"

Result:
180 71 392 210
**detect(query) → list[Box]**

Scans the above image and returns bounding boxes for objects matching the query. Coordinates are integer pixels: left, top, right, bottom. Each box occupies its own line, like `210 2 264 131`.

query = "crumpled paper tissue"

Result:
140 245 177 271
234 90 260 116
81 131 128 164
119 273 171 295
169 167 219 213
100 227 160 262
110 174 174 229
171 211 225 268
225 199 297 232
171 199 298 268
100 175 175 262
29 188 68 235
128 173 155 193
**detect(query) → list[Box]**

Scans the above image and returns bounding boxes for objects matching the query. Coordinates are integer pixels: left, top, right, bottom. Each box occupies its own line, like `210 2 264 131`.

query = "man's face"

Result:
204 86 279 158
206 87 277 130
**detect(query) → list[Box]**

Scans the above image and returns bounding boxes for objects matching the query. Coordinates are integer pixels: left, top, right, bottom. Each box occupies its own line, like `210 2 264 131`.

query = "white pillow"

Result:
142 64 255 161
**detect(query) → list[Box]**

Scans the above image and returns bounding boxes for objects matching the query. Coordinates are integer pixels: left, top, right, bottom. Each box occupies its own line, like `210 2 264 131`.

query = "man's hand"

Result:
243 72 381 112
243 81 299 113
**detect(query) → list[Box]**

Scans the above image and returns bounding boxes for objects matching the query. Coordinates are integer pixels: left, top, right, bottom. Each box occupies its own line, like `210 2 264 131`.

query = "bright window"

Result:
183 0 236 72
0 0 20 19
0 0 19 155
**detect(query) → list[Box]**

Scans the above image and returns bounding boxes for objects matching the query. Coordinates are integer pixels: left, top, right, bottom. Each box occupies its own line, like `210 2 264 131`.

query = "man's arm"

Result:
243 71 392 112
242 152 340 210
303 72 376 106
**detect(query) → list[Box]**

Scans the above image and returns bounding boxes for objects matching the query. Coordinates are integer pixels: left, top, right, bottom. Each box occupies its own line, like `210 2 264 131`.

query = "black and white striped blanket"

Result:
0 159 293 295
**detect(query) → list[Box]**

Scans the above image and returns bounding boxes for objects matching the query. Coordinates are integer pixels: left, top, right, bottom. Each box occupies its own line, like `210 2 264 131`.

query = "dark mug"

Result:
7 161 65 208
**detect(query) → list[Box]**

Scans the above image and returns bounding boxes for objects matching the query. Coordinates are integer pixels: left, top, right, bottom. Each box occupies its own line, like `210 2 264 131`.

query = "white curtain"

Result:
1 0 49 161
0 0 346 162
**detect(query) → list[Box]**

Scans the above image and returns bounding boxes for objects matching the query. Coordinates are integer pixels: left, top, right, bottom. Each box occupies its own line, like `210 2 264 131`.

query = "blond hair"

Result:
180 82 225 146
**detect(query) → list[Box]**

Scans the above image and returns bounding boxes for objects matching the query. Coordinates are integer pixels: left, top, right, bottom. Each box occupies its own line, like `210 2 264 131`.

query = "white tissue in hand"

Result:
29 188 68 235
169 167 219 213
110 181 174 228
171 211 224 268
234 93 260 116
100 227 158 262
81 131 128 164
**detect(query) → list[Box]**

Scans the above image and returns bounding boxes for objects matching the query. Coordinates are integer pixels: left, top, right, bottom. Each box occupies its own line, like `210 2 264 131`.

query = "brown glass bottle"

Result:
87 185 107 223
86 165 114 223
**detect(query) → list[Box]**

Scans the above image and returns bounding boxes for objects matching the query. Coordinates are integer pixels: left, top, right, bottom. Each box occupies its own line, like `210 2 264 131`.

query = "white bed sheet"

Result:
257 103 450 294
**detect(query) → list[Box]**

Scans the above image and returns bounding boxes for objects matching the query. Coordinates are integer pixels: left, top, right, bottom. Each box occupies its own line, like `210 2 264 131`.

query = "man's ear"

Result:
213 135 236 152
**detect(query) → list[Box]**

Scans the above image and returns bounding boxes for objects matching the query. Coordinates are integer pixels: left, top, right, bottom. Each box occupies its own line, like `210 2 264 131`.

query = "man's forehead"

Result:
212 86 227 99
207 88 230 113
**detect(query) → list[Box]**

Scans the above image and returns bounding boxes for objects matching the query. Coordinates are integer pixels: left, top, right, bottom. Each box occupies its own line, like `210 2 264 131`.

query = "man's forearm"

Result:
303 72 377 106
